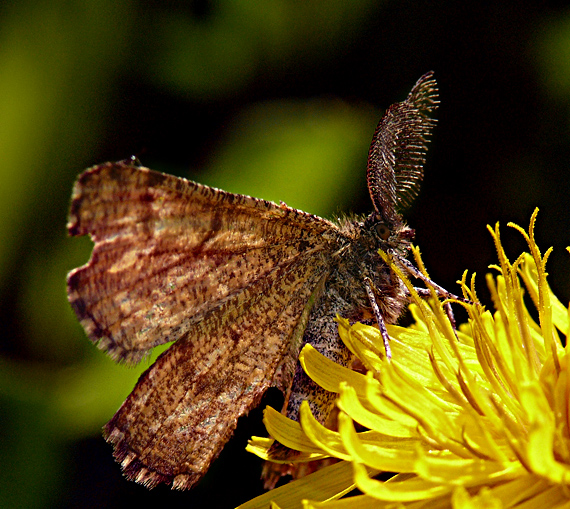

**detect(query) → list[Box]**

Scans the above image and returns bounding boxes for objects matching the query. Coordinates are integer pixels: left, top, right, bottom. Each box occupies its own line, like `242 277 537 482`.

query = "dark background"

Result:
2 1 570 507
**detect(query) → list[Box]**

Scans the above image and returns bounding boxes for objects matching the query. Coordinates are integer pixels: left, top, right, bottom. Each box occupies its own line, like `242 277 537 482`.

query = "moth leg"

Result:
444 301 457 330
363 277 392 360
412 286 457 329
399 257 467 302
399 257 472 333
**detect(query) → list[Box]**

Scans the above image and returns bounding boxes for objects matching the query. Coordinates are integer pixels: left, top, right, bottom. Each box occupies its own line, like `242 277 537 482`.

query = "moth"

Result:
67 72 441 490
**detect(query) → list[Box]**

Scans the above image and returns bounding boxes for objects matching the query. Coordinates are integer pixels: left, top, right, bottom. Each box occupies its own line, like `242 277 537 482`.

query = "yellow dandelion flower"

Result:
241 209 570 509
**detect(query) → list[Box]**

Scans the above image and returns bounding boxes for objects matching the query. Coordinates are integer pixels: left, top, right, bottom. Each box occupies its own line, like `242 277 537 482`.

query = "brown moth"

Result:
67 72 440 490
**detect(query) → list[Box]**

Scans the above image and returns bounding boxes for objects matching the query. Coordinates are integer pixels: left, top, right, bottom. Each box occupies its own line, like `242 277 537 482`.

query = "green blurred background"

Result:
2 1 570 507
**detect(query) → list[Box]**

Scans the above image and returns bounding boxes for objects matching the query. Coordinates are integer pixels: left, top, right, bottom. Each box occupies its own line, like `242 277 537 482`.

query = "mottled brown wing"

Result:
67 161 339 489
67 161 339 364
104 242 329 489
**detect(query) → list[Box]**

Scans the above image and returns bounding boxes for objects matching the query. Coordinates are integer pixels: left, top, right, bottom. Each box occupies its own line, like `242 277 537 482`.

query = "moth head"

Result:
364 211 415 253
366 72 439 232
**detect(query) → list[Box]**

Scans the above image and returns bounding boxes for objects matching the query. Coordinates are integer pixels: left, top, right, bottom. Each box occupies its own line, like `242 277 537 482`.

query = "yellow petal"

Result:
237 461 365 509
352 462 452 502
415 453 523 486
299 401 352 461
451 486 503 509
337 318 385 372
338 410 422 472
303 493 391 509
337 383 415 438
299 344 368 394
263 406 327 456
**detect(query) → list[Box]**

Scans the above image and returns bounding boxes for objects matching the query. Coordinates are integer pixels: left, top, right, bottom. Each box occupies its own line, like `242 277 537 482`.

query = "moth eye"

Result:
375 223 390 240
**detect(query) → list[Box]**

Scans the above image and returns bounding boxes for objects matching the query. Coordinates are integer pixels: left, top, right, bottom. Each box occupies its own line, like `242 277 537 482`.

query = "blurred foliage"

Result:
203 100 375 215
145 0 380 98
2 1 570 508
535 12 570 101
